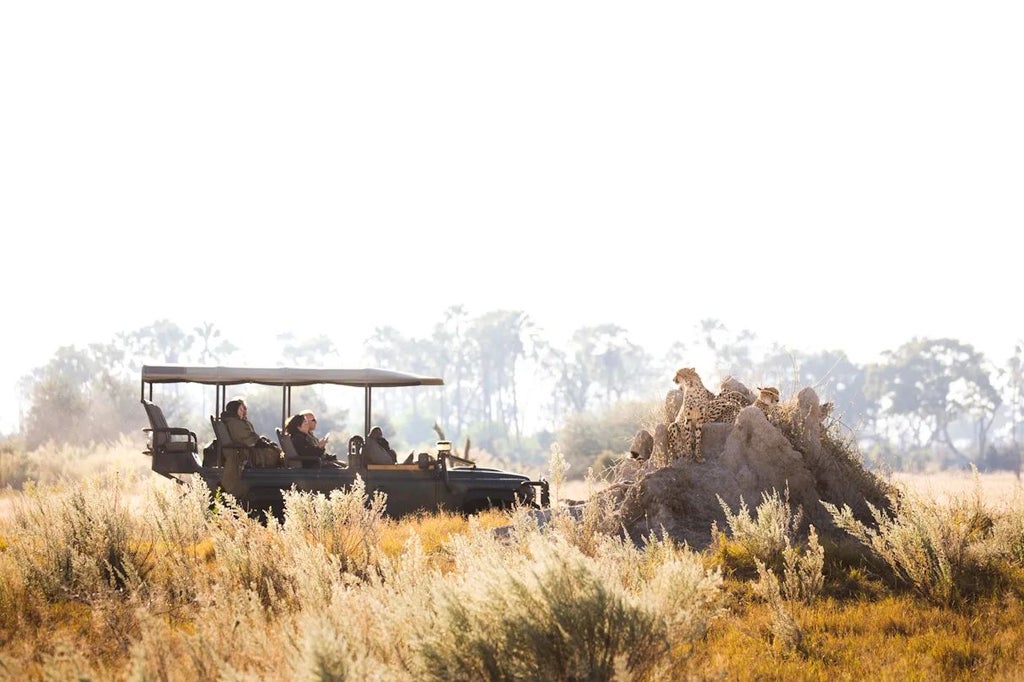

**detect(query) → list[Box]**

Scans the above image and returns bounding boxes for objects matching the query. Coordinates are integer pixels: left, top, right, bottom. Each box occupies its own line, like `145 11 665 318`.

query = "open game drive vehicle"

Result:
140 365 549 519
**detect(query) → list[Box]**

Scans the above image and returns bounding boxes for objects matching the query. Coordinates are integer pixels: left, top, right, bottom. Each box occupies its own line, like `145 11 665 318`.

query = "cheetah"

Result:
718 376 755 407
670 367 744 462
719 389 752 409
754 386 780 421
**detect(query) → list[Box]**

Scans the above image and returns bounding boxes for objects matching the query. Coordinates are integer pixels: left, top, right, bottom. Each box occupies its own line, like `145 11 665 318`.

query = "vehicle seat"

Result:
140 399 201 475
142 399 198 456
277 428 322 469
348 435 364 468
362 436 394 464
210 415 272 467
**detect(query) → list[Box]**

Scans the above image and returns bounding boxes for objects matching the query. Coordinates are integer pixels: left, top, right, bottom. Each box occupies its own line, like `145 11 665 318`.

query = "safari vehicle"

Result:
140 364 549 518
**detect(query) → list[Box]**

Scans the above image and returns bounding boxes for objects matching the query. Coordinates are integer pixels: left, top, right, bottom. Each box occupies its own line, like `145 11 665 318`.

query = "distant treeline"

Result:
11 310 1024 475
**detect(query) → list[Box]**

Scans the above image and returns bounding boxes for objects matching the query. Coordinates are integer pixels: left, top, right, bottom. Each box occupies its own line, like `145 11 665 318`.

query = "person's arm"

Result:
295 433 325 458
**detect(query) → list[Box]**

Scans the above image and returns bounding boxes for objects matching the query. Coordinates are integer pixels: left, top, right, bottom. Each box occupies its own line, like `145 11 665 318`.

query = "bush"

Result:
718 487 825 605
8 473 151 601
717 487 803 571
823 481 992 605
416 536 721 681
281 476 387 577
557 401 654 479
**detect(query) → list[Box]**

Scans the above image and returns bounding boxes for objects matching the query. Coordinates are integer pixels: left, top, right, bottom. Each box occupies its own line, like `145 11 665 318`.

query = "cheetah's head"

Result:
673 367 697 386
757 386 780 404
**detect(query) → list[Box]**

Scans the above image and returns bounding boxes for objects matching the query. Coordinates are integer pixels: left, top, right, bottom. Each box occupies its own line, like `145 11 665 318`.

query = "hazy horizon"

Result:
3 2 1021 432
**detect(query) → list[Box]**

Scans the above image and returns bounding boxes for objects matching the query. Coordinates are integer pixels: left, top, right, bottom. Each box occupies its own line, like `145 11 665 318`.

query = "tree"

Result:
567 325 656 410
466 310 532 446
19 345 137 449
998 343 1024 478
363 326 445 434
556 400 651 479
658 319 760 391
696 318 759 381
539 343 589 423
865 338 1000 462
123 319 195 364
431 305 478 436
279 333 337 366
787 349 870 427
194 322 238 364
364 326 412 417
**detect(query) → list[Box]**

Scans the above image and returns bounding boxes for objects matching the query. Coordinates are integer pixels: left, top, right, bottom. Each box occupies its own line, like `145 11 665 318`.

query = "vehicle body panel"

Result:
140 364 548 518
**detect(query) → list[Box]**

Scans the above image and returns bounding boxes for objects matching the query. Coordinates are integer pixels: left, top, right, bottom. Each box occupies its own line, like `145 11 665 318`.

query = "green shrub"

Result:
823 484 991 605
720 487 825 606
416 536 721 681
717 487 803 571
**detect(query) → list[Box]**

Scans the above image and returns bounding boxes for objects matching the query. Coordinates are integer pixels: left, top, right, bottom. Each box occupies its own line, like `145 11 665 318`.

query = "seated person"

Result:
284 411 340 468
221 398 281 460
363 425 397 464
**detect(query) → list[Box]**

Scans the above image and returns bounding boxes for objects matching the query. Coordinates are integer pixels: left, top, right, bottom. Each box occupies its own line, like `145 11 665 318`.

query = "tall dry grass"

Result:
824 469 1020 606
1 442 1023 680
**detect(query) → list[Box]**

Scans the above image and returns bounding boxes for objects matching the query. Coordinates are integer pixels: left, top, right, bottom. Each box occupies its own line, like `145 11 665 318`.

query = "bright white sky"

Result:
1 2 1022 432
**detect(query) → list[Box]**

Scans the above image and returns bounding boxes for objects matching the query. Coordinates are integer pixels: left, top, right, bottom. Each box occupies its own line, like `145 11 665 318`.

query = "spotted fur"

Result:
719 389 753 409
670 367 744 462
754 386 780 421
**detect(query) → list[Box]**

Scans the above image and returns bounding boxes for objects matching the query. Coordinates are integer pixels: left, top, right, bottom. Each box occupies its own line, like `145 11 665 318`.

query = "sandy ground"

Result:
887 470 1024 508
556 479 607 504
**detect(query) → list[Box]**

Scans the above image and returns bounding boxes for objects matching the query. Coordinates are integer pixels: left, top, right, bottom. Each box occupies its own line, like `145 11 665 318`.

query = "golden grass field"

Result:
889 470 1024 508
3 470 1019 520
2 443 1024 680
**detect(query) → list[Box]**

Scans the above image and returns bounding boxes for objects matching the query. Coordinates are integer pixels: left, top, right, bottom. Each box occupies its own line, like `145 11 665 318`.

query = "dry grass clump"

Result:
415 532 723 681
280 476 387 577
2 443 1024 679
823 477 997 606
7 473 152 602
0 435 151 490
967 481 1024 568
141 476 218 607
711 488 826 657
713 488 824 601
716 487 804 571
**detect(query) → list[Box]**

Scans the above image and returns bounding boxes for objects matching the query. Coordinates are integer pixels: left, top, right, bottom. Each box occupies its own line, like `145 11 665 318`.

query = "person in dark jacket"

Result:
284 411 337 467
220 398 281 466
363 425 397 464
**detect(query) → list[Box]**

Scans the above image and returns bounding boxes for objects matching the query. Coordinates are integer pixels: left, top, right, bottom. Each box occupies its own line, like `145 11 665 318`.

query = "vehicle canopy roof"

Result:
141 365 444 388
140 364 444 435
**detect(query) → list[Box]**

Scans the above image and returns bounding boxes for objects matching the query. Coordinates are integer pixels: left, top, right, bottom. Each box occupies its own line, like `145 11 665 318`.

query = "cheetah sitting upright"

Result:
754 386 781 421
669 367 744 462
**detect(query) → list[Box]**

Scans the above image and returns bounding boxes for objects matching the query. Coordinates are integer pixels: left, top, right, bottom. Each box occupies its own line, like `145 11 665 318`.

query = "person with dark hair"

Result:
284 411 337 467
221 398 281 461
363 425 397 464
